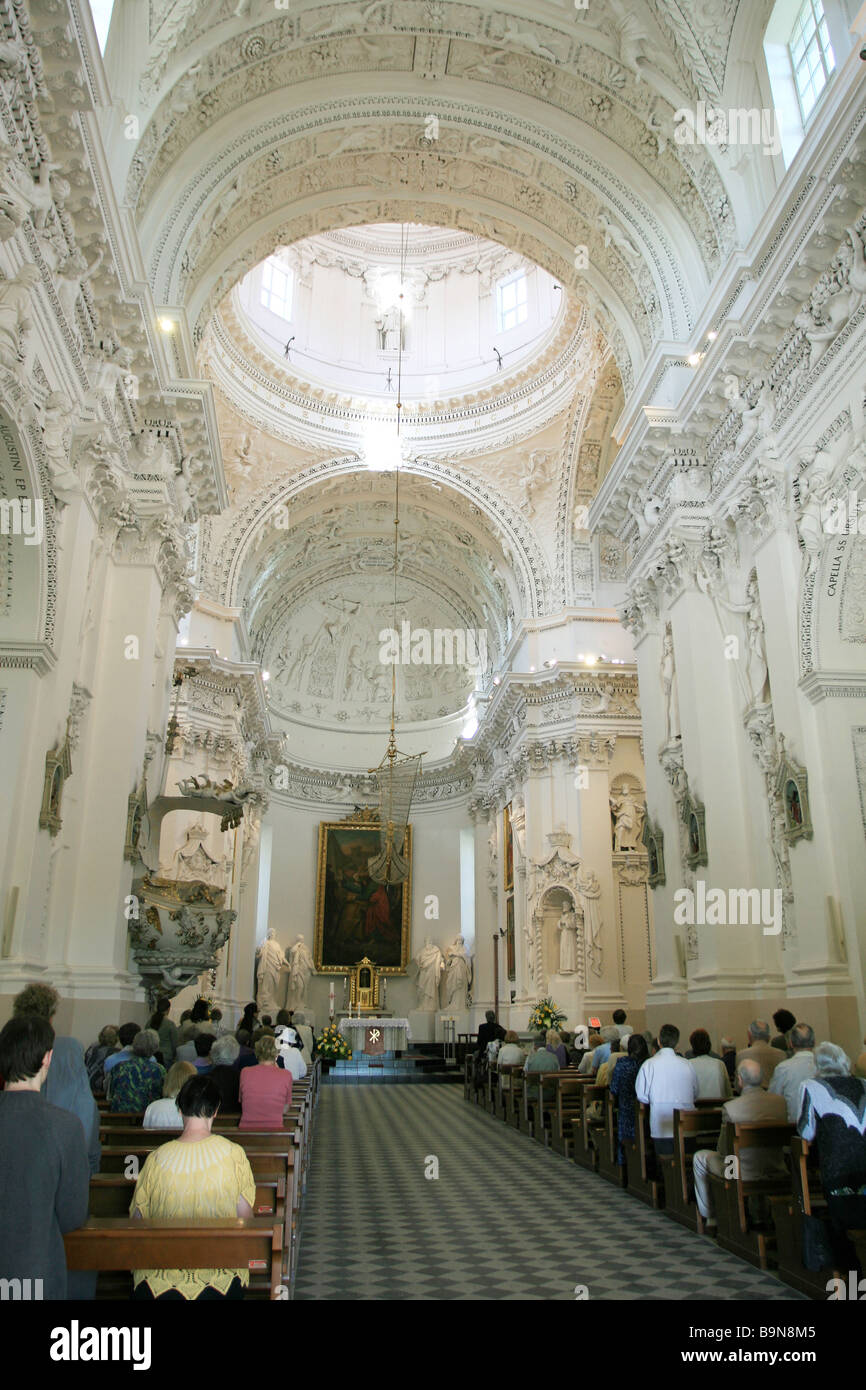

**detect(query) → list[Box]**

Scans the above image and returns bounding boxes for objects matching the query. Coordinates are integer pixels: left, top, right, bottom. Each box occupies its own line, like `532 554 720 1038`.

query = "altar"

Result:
338 1017 411 1052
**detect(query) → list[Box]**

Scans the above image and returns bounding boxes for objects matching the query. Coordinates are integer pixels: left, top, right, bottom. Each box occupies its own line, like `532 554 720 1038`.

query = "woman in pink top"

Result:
238 1035 292 1130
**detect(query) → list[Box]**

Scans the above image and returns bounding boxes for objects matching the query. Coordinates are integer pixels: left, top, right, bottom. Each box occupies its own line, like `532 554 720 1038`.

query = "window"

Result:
259 258 293 320
788 0 835 121
496 273 528 333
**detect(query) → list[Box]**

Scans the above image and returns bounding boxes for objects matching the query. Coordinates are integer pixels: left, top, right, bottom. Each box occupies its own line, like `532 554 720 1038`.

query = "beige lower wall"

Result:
645 995 862 1060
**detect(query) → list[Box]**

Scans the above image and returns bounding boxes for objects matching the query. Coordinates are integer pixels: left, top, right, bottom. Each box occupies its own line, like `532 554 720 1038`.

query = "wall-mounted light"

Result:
706 330 718 342
158 316 176 335
262 671 270 682
687 352 702 367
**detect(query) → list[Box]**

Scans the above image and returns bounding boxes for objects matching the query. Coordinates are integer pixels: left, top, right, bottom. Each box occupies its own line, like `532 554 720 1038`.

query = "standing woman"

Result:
148 997 178 1067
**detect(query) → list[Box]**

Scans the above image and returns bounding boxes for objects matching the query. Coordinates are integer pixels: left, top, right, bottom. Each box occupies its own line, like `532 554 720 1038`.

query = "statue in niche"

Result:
795 455 833 574
256 927 286 1012
443 936 473 1009
578 869 603 979
54 245 103 327
556 903 578 975
610 784 645 852
661 628 681 742
286 934 315 1009
0 261 40 371
414 937 445 1010
375 305 403 352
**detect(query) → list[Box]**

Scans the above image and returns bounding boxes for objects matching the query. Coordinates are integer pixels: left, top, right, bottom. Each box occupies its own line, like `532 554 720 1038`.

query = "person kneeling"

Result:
130 1075 256 1300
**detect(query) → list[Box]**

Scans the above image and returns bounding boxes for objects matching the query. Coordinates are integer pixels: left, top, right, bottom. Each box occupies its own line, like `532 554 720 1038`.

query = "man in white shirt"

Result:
635 1023 698 1154
769 1022 816 1121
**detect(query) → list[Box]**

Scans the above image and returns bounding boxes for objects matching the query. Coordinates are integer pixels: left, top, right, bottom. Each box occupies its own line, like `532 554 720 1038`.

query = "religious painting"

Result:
503 802 514 892
315 813 411 972
774 743 813 845
505 895 515 981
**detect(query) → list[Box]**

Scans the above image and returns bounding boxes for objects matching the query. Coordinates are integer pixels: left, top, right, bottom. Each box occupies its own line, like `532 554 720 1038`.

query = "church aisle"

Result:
293 1086 806 1301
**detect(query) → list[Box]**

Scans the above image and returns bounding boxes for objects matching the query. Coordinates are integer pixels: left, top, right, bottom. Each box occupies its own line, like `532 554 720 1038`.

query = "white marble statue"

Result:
578 869 604 979
610 784 646 852
598 210 641 268
0 262 40 371
443 935 472 1009
256 927 285 1012
556 903 578 975
661 628 681 742
286 934 315 1008
414 937 444 1010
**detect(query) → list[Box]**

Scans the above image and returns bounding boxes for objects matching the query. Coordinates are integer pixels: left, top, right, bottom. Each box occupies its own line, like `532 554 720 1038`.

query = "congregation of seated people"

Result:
475 1004 866 1280
0 985 318 1301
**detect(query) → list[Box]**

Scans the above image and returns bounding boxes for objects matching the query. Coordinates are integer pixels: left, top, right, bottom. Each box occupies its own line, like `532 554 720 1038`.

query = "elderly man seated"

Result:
692 1058 788 1226
769 1023 816 1120
735 1019 786 1088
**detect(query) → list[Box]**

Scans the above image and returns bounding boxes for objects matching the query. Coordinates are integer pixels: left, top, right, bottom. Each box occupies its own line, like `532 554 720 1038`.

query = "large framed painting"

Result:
314 810 411 973
503 802 514 892
505 895 515 981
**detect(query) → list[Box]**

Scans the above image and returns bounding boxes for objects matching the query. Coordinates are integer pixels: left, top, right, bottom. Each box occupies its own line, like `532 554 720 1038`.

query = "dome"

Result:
235 222 564 402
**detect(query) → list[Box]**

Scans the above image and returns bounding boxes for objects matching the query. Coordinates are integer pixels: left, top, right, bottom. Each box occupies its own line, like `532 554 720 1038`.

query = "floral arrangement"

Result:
316 1024 352 1061
528 996 567 1033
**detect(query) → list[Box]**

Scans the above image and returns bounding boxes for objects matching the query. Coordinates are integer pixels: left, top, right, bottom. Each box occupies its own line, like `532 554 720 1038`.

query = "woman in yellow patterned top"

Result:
129 1074 255 1300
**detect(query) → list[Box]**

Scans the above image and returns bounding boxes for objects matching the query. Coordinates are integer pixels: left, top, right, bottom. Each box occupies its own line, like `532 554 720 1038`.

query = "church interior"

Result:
1 0 866 1323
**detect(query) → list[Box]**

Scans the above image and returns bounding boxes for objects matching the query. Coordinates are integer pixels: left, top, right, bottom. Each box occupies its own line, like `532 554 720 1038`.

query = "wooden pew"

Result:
709 1121 794 1270
594 1090 627 1187
495 1063 522 1123
661 1107 723 1232
773 1135 841 1297
570 1085 600 1173
505 1067 526 1127
551 1077 586 1157
623 1101 664 1208
97 1130 303 1288
90 1173 286 1221
463 1054 474 1101
65 1217 284 1299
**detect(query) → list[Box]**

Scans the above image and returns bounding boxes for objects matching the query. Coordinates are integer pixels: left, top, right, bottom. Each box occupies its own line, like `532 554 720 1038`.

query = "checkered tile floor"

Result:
293 1087 806 1301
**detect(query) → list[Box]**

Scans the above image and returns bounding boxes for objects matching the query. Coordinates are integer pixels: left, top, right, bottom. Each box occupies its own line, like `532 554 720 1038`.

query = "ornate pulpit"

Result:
349 957 381 1014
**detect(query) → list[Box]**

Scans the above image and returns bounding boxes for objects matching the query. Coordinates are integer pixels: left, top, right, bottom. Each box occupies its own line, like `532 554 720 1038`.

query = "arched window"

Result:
763 0 857 164
259 257 294 321
496 272 528 333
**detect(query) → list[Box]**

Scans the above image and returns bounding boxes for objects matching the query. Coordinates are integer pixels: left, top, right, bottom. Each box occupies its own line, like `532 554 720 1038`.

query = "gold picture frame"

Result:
314 808 411 973
503 802 514 892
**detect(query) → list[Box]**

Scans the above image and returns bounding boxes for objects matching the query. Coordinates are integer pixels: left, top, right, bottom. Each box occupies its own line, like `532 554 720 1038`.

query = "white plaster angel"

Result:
714 573 770 705
794 452 834 575
660 629 681 743
598 210 641 268
41 391 79 498
0 261 40 372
